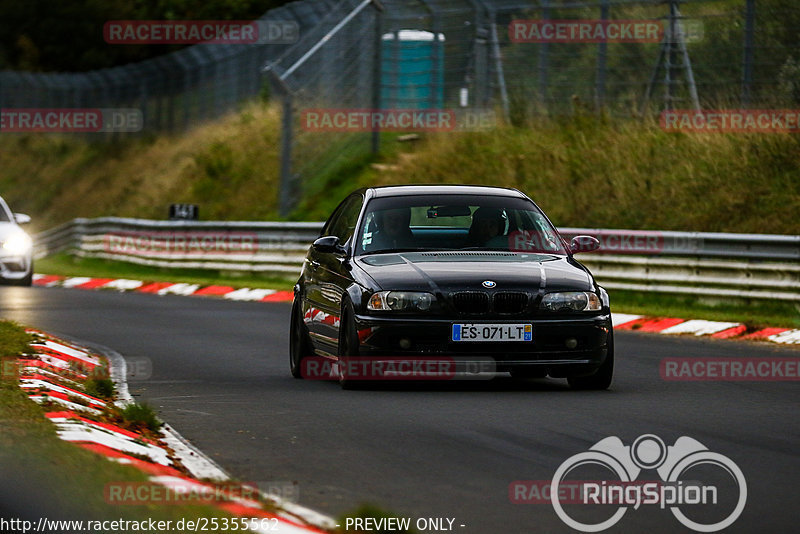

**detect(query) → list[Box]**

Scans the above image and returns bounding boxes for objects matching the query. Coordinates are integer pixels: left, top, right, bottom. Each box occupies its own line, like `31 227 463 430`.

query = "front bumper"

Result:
0 253 32 281
351 313 612 374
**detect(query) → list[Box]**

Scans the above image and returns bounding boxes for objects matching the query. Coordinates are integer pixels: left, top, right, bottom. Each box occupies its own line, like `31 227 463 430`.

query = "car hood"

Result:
356 251 594 293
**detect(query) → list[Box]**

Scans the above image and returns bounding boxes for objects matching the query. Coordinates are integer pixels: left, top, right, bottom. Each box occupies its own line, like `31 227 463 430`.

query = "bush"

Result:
0 321 33 358
84 378 115 400
119 402 161 432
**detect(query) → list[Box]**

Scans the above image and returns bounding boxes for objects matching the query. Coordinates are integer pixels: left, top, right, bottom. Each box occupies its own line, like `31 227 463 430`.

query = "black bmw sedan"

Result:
290 185 613 389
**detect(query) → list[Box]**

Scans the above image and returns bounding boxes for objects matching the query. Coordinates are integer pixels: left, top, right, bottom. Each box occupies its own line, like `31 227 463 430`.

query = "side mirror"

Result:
14 213 31 225
569 235 600 254
312 235 346 255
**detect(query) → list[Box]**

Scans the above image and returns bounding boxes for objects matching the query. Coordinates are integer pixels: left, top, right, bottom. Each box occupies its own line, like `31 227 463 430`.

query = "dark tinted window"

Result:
356 194 565 255
322 194 364 244
0 199 11 222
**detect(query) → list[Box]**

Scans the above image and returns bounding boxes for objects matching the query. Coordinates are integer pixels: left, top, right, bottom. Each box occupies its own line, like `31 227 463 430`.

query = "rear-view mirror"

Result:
570 235 600 254
312 235 345 255
427 205 471 218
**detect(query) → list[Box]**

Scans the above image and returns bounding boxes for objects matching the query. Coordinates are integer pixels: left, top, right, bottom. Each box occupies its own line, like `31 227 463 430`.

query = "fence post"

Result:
595 0 609 110
269 73 296 218
371 5 384 154
538 0 550 109
488 9 510 123
741 0 755 107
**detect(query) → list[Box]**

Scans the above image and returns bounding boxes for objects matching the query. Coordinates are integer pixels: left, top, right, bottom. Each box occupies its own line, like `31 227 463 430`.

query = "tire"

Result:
567 330 614 390
11 260 33 286
289 298 312 379
337 302 360 390
17 271 33 287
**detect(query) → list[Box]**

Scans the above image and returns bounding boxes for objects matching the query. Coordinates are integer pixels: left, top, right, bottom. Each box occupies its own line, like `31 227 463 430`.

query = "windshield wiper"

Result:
360 247 447 256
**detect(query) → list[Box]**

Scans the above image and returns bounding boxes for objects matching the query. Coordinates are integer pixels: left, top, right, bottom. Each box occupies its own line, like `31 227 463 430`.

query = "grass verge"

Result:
0 320 235 526
610 289 800 329
36 253 296 292
1 103 797 237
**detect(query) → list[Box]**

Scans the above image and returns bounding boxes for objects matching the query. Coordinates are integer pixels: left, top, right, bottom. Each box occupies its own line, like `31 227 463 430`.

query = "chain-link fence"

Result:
264 0 800 214
264 0 382 215
0 0 341 136
2 1 800 213
497 0 800 119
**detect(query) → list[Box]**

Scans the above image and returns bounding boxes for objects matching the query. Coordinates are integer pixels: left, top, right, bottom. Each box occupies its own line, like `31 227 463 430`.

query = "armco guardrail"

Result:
33 217 323 275
34 218 800 301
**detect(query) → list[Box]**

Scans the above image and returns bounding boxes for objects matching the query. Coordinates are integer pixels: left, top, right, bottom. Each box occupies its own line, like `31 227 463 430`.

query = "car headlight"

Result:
2 233 32 256
540 291 601 312
368 291 434 311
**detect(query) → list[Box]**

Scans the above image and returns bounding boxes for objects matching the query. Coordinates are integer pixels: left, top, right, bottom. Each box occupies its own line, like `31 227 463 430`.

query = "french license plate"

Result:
452 323 532 342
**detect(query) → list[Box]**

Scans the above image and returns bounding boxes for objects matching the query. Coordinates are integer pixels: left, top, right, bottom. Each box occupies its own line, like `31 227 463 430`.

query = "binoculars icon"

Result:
550 434 747 532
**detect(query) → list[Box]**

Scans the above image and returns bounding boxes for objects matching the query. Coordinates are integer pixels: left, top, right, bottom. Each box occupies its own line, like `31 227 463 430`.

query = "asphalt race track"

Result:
1 285 797 533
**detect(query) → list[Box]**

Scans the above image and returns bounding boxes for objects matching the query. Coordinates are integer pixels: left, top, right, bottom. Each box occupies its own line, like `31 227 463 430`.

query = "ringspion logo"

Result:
551 435 746 532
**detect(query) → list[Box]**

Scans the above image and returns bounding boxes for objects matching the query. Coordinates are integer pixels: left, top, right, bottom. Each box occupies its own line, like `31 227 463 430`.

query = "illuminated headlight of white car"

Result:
2 232 32 256
368 291 434 311
540 291 601 312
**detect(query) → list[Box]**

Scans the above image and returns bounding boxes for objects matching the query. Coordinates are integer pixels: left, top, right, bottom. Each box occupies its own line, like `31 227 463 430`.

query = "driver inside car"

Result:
465 207 508 249
367 207 415 251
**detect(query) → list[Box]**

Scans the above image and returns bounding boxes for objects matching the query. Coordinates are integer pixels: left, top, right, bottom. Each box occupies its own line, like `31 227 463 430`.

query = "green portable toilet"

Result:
381 30 445 110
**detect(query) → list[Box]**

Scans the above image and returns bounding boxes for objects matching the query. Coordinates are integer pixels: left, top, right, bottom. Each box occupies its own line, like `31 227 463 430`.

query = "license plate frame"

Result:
452 323 533 342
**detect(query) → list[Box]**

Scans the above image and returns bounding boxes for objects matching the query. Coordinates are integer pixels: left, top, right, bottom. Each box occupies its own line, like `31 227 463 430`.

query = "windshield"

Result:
356 194 566 255
0 199 11 223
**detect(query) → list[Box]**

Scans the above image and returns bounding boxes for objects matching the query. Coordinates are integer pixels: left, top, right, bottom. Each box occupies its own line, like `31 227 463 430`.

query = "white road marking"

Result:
660 319 743 336
769 329 800 344
610 313 641 327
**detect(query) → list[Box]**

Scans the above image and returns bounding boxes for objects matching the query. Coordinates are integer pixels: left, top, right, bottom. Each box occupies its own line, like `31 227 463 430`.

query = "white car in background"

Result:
0 196 33 286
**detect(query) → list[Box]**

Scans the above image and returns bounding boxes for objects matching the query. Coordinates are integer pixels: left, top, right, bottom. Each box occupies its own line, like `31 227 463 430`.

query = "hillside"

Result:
0 102 798 235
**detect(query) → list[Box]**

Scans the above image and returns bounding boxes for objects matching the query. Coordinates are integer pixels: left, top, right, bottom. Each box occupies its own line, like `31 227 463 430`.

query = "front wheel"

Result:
337 302 360 390
11 260 33 286
289 299 312 379
567 330 614 390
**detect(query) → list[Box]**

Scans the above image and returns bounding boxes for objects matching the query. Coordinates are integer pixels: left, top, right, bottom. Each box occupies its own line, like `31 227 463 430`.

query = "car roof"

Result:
367 185 527 199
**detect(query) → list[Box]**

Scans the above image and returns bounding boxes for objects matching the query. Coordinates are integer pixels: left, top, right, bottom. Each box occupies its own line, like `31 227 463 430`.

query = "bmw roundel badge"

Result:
482 280 496 288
